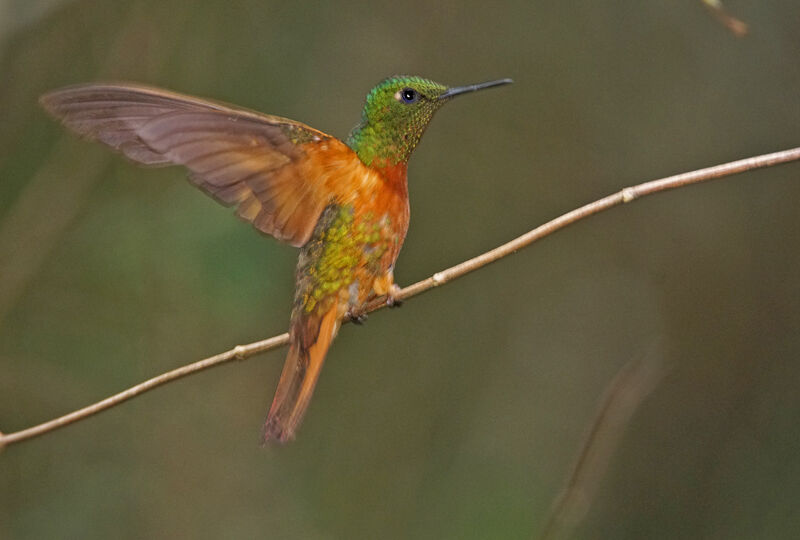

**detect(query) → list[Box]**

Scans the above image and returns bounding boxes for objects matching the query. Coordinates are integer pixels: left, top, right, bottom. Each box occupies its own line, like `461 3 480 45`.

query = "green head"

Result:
346 75 512 168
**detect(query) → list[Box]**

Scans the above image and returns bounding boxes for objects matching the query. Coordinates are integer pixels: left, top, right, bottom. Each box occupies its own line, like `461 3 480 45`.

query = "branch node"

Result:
621 187 637 203
233 345 247 360
432 272 446 286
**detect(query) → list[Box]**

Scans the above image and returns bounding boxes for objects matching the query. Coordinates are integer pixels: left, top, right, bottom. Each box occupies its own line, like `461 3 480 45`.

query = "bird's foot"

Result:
346 306 368 325
386 284 403 308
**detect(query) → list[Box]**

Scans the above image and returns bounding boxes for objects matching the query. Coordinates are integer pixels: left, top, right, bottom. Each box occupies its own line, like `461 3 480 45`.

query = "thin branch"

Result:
0 142 106 328
2 146 799 449
701 0 749 37
0 334 290 447
0 5 157 329
539 347 666 540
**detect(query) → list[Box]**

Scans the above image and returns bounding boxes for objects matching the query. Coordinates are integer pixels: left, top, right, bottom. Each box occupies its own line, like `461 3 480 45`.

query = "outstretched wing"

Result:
40 83 355 247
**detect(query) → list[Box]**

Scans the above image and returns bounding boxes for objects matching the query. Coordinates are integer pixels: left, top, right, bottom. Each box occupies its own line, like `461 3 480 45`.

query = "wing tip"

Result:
38 83 101 114
38 89 61 118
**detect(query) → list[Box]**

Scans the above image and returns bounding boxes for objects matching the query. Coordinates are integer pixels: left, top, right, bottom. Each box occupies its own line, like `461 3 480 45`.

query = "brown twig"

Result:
0 4 165 329
539 347 666 540
0 142 106 328
2 146 799 449
702 0 749 37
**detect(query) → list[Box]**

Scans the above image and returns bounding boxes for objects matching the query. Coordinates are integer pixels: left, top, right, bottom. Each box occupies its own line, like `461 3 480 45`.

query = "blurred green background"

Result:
2 1 800 538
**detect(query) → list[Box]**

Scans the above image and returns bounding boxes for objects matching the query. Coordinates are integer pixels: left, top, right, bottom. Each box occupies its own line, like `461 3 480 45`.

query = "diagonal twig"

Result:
539 347 666 539
1 146 799 449
701 0 749 37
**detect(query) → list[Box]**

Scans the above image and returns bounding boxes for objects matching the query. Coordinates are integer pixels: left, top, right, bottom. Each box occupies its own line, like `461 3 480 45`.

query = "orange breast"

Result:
293 144 411 316
304 142 410 263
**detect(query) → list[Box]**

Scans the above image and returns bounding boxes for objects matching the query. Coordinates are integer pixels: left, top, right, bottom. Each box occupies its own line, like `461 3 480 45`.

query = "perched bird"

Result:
40 75 512 442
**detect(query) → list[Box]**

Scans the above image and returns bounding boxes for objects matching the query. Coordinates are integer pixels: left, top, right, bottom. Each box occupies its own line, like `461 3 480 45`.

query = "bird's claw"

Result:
386 284 403 308
347 308 368 325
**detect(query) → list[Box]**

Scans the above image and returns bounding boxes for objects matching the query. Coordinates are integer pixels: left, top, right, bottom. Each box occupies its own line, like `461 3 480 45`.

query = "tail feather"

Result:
263 305 340 443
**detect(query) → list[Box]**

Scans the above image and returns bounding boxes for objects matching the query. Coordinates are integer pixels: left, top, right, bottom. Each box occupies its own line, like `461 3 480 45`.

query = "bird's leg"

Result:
385 284 403 308
373 271 403 308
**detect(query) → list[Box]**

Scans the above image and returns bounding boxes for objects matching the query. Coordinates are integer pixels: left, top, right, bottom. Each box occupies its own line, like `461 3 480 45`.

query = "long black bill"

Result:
439 78 513 100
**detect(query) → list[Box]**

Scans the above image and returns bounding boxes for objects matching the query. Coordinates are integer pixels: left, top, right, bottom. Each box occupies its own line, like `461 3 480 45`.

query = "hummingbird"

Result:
40 75 512 442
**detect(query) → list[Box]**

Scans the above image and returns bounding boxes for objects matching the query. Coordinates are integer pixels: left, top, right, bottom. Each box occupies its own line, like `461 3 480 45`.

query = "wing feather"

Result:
40 83 359 246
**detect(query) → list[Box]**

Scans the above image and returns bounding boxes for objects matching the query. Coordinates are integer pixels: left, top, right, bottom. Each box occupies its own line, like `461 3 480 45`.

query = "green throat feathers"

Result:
346 76 449 168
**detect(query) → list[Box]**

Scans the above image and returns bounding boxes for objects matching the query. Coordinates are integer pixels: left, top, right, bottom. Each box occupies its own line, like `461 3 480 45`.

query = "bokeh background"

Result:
2 1 799 538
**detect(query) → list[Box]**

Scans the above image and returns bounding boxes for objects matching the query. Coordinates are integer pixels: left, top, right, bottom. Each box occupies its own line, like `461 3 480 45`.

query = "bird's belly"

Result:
292 203 406 317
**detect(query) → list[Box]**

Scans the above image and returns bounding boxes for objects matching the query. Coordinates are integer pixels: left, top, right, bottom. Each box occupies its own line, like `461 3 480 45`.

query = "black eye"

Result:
399 88 419 104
